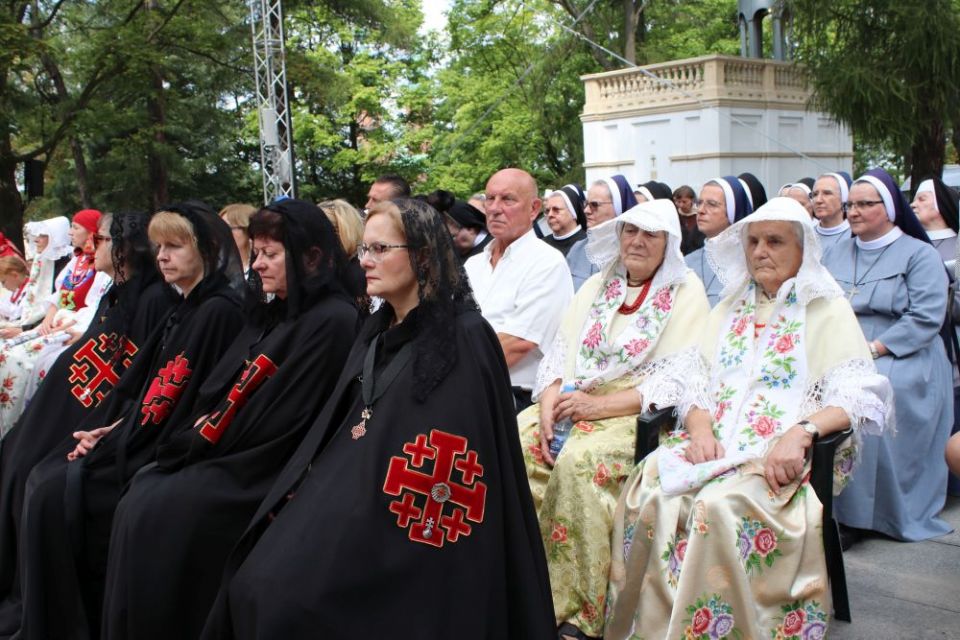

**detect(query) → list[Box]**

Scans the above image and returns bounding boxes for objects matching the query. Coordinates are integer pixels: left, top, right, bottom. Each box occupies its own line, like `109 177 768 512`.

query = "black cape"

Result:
201 307 555 640
0 277 174 635
15 284 245 639
101 294 358 640
542 228 587 257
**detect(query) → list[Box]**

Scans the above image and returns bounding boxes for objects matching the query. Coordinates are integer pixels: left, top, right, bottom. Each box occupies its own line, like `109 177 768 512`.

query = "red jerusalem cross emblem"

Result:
140 353 193 426
382 429 487 548
68 333 138 408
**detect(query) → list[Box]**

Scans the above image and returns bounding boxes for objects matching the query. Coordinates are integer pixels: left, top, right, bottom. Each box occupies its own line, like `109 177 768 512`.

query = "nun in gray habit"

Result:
823 168 953 543
912 176 960 495
684 176 753 307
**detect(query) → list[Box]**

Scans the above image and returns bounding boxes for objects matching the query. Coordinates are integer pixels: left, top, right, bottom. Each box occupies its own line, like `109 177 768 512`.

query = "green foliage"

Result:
788 0 960 177
640 0 741 63
6 0 751 223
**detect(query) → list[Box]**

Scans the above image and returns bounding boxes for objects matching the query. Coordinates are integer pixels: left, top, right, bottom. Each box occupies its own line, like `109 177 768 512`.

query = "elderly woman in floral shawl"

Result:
604 197 894 640
517 199 709 639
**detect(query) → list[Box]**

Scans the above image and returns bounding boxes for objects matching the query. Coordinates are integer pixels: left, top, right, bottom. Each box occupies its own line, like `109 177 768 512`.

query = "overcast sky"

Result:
420 0 451 34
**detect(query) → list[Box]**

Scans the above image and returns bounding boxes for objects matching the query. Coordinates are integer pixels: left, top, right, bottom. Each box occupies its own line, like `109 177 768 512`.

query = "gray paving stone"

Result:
828 496 960 638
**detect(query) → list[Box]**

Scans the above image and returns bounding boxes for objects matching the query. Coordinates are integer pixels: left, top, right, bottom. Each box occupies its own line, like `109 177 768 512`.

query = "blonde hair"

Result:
148 211 198 246
0 255 27 278
320 199 365 255
219 203 257 230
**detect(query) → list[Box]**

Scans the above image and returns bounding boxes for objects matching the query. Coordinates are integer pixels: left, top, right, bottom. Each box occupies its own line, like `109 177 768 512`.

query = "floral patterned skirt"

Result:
605 455 830 640
0 339 62 436
518 404 636 636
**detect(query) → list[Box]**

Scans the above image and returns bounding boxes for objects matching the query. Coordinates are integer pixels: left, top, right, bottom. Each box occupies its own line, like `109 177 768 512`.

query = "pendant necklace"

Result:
350 334 413 440
847 243 893 301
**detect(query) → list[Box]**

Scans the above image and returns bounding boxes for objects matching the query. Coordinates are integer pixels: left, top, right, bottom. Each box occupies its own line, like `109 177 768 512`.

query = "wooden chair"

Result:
634 407 852 622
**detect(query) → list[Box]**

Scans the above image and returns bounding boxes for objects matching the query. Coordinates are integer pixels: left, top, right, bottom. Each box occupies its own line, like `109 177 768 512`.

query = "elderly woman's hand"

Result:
682 408 725 464
552 389 605 424
685 431 725 464
763 426 813 494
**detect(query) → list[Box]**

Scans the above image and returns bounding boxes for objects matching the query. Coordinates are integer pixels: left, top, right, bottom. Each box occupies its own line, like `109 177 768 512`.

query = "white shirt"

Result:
465 230 573 390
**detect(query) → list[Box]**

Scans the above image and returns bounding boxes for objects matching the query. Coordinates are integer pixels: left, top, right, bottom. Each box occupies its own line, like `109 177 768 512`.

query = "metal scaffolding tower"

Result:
250 0 295 203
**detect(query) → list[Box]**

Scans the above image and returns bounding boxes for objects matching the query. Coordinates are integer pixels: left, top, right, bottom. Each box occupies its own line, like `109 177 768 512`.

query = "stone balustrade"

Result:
581 54 811 121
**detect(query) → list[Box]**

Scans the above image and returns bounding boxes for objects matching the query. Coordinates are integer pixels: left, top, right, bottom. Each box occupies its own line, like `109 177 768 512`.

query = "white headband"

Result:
708 177 735 224
550 189 578 222
738 178 754 208
857 175 896 222
635 186 654 202
822 173 850 203
602 178 623 216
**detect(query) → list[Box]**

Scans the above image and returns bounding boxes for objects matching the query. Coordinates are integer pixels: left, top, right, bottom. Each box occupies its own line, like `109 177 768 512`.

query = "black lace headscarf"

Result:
101 211 165 364
369 197 478 402
247 198 358 326
157 201 247 306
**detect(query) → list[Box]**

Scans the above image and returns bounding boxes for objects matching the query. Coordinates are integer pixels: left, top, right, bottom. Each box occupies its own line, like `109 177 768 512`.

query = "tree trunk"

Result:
622 0 636 64
0 154 24 249
909 118 945 193
70 136 92 208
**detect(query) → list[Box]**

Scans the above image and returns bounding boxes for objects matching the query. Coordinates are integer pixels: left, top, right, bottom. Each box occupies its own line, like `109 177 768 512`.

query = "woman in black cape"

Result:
101 198 361 640
0 212 175 636
201 199 555 640
15 202 247 639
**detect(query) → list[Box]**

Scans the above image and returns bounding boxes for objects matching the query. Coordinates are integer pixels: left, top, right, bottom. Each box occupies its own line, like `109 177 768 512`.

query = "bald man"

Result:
465 169 573 410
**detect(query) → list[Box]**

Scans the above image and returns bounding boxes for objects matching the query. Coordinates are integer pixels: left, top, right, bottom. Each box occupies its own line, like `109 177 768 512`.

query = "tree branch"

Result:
34 0 68 30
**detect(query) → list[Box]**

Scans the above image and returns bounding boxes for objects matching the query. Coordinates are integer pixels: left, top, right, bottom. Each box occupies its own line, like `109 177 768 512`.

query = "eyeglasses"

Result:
92 233 111 249
584 201 612 210
842 200 884 213
357 242 409 263
695 199 724 210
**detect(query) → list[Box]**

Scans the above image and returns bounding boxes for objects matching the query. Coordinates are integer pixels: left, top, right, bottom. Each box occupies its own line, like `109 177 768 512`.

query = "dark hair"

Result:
673 185 696 200
366 198 477 402
423 189 456 214
252 198 360 323
248 208 284 243
110 212 157 284
374 174 411 198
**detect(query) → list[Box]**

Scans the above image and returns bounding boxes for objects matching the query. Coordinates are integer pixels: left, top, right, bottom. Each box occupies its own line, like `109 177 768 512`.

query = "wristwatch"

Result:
869 342 880 359
797 419 819 442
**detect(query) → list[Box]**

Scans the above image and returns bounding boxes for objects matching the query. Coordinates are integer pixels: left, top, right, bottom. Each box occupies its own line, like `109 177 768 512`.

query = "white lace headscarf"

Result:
24 216 72 262
585 199 688 290
706 196 844 305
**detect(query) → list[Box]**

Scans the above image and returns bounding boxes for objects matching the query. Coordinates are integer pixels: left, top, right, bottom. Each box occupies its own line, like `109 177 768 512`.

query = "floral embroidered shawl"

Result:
573 263 678 392
658 280 808 494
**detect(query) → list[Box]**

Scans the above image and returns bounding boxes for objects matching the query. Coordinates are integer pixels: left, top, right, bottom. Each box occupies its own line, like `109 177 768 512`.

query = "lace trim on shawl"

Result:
800 357 894 493
532 329 567 401
636 347 703 413
676 351 712 424
799 357 894 438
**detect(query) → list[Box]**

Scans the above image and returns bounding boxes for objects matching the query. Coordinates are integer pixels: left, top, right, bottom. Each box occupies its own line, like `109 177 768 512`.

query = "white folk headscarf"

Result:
585 199 687 291
706 197 844 305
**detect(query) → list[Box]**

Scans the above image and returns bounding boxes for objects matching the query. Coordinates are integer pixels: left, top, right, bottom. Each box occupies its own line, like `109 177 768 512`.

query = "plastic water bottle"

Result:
549 383 577 459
